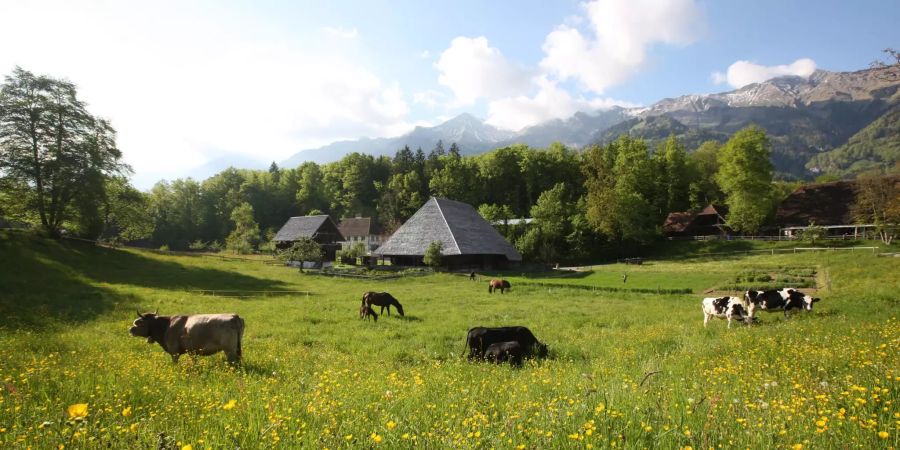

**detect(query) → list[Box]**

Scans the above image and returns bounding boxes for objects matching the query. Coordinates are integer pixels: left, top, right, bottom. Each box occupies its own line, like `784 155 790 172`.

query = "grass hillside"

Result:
0 232 897 449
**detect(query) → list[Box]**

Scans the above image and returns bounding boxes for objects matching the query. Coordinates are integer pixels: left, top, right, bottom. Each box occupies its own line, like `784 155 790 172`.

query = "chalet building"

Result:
272 215 344 260
337 217 384 252
662 204 731 237
374 197 522 269
775 179 878 238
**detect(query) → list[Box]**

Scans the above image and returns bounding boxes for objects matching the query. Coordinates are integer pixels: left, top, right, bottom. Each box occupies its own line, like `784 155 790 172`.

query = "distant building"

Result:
272 215 344 260
662 204 731 237
775 179 881 238
374 197 522 268
337 216 384 252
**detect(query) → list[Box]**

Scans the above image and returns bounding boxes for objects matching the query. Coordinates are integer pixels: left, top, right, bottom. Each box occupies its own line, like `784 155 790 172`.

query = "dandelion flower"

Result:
122 407 132 417
386 420 397 430
792 444 803 450
67 403 88 419
878 431 889 439
222 400 237 411
182 445 192 450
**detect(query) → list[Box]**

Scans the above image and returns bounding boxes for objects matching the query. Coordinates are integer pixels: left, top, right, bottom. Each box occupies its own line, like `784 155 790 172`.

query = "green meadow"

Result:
0 232 897 449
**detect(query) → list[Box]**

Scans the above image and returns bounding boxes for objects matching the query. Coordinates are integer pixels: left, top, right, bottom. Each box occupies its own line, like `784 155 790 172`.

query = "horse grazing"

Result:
488 279 511 294
363 291 405 316
359 302 378 322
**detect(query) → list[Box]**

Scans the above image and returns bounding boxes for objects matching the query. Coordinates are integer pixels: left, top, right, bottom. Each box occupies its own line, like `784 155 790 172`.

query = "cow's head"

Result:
395 302 405 317
129 310 159 343
803 295 821 310
535 343 549 358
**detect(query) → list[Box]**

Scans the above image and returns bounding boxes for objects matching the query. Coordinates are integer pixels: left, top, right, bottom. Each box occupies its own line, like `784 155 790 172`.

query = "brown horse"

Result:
362 292 405 316
488 279 511 294
359 302 378 322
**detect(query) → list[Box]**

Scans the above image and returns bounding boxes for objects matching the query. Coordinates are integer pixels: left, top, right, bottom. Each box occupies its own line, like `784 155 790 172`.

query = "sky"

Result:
1 0 898 189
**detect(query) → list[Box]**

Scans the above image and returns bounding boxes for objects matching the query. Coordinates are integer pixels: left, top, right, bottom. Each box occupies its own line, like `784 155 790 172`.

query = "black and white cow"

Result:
744 288 820 319
701 296 752 328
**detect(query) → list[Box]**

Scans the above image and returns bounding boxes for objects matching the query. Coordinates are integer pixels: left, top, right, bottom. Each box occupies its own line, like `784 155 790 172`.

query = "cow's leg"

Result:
225 349 239 365
703 313 709 327
727 316 732 329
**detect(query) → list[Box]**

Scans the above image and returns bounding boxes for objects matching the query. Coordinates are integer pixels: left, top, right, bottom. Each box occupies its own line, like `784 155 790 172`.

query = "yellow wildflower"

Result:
222 399 237 411
878 431 889 439
182 445 193 450
386 420 397 430
67 403 88 419
122 407 132 417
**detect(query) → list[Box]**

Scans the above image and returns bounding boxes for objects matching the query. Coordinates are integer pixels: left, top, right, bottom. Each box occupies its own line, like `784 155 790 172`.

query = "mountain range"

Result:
282 65 900 178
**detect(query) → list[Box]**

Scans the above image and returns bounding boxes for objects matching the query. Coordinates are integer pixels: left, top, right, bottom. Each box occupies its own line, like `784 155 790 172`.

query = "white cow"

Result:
701 296 752 328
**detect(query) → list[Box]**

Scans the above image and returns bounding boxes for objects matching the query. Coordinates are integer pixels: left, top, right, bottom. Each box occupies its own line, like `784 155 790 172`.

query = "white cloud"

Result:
0 1 411 188
418 50 431 59
322 26 358 39
435 36 533 105
413 90 447 108
541 0 703 94
712 58 817 88
486 77 635 131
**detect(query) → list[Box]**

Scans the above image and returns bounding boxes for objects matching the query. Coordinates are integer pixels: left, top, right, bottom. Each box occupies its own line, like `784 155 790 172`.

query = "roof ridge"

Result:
433 198 461 255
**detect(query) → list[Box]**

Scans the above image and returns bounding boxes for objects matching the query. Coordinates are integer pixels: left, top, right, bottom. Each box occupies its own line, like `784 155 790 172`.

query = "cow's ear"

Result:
813 297 821 303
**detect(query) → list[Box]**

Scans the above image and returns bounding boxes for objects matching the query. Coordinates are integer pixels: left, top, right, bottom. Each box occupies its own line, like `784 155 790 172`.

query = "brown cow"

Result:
129 311 244 364
488 279 511 294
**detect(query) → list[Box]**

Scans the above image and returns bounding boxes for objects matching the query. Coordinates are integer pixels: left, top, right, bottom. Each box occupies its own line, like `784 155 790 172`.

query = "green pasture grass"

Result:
0 231 897 449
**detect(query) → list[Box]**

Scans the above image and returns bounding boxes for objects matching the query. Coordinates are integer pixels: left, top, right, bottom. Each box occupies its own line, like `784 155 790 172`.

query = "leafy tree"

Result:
688 140 724 209
716 126 774 234
0 67 127 236
798 221 826 245
583 136 658 242
278 238 323 272
225 202 260 254
852 170 899 244
296 162 328 214
377 171 424 229
429 153 480 204
346 241 368 260
423 241 443 268
100 177 153 243
521 183 572 262
653 136 691 214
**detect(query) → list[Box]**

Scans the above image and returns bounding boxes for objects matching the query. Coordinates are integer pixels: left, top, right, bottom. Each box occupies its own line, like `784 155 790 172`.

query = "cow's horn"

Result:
154 308 158 315
136 310 142 317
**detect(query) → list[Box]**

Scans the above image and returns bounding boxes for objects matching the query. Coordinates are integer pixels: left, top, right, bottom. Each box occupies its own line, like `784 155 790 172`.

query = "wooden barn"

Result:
662 204 731 237
373 197 522 269
272 215 344 260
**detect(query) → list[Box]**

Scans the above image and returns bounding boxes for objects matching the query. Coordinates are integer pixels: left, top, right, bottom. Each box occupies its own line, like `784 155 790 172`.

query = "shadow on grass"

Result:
0 232 289 330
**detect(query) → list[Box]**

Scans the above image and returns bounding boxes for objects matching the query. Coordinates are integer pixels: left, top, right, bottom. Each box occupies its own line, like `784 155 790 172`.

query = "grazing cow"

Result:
359 303 378 322
469 272 476 281
745 288 820 319
488 279 511 294
701 296 752 328
363 292 404 316
464 326 548 360
129 311 244 364
485 341 525 366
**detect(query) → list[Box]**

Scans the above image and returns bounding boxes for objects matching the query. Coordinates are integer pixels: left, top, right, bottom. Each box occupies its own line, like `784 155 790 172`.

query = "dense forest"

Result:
2 67 897 262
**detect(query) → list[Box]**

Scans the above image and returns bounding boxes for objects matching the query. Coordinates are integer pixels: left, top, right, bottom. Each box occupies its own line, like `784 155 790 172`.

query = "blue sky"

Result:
1 0 897 188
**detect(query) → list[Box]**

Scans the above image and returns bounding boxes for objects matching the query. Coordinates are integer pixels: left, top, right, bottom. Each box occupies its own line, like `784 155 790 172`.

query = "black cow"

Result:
464 326 548 360
745 288 821 319
485 341 525 366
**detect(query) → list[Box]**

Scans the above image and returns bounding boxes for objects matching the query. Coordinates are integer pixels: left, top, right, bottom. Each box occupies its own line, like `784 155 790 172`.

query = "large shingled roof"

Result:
374 197 522 261
775 180 857 227
273 215 341 242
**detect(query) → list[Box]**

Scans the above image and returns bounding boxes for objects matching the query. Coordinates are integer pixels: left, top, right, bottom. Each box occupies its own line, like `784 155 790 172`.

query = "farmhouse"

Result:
374 197 522 268
663 204 731 237
337 216 384 252
775 179 873 238
272 215 344 260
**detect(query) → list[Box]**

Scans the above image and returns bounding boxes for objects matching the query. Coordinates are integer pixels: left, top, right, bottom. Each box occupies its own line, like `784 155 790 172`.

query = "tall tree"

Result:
716 126 774 234
0 67 127 236
226 202 260 254
688 140 724 209
852 171 899 244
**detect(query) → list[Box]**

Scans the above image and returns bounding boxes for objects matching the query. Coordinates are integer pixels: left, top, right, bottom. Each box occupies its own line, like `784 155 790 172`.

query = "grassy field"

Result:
0 232 897 449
